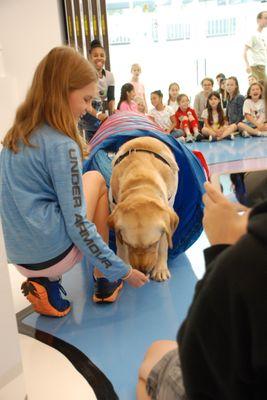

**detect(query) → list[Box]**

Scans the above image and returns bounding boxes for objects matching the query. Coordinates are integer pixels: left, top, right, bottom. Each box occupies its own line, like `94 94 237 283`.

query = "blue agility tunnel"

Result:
83 112 207 258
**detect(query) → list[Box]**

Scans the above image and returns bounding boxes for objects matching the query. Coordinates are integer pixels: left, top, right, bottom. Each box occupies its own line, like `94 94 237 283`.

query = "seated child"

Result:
130 63 148 112
238 83 266 137
149 90 184 140
225 76 245 138
117 83 138 112
201 91 236 141
135 96 146 114
167 82 180 112
175 94 202 143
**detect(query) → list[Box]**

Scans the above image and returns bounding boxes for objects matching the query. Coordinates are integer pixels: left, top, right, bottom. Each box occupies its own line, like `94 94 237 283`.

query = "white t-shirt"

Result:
168 100 179 112
95 69 115 102
149 105 174 130
245 31 267 66
243 99 265 123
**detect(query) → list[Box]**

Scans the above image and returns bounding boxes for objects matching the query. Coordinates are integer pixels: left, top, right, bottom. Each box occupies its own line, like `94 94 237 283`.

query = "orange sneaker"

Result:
21 278 71 317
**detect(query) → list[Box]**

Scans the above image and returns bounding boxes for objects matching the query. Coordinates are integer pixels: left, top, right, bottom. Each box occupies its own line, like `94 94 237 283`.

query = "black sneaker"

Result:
194 133 204 142
93 277 123 303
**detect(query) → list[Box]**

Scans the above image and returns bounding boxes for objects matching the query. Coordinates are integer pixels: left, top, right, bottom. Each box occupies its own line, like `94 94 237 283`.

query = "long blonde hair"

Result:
2 46 97 158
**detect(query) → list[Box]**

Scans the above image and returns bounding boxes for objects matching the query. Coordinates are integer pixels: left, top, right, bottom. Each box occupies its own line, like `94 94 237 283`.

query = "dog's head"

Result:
108 197 179 273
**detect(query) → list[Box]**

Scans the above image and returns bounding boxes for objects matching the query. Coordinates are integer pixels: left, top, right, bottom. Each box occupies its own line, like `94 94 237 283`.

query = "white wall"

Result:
0 0 65 138
0 226 26 400
0 1 65 398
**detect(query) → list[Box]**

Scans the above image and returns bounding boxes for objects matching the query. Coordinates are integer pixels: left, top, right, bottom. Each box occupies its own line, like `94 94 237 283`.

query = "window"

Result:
207 17 236 37
166 23 191 41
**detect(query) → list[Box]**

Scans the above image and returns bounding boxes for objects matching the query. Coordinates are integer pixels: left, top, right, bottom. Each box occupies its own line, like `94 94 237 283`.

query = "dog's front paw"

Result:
150 267 171 282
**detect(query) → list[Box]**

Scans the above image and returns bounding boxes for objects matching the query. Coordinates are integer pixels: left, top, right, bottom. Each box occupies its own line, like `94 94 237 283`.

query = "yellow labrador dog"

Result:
108 137 179 281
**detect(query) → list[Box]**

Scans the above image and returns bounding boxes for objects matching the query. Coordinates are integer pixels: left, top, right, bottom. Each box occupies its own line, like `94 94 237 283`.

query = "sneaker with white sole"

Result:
209 135 217 142
241 131 251 138
194 132 203 142
185 134 194 143
227 134 235 140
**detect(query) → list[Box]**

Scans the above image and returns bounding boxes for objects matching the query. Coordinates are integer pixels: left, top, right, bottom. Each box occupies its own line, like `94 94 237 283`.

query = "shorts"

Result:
146 349 187 400
16 246 83 279
242 120 257 129
170 129 184 138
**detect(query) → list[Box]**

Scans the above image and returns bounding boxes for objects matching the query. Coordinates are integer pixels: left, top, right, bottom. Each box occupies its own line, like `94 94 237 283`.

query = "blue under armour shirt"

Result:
0 124 130 281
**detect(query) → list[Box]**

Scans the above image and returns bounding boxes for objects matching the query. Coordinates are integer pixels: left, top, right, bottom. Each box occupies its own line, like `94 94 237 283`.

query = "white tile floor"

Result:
19 334 96 400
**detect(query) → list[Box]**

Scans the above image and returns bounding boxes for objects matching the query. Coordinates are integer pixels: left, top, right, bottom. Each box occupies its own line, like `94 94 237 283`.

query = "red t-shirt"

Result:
175 107 199 129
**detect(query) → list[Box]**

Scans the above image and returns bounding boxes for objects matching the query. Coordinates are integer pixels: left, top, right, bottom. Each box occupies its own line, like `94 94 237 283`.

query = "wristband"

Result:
122 267 133 280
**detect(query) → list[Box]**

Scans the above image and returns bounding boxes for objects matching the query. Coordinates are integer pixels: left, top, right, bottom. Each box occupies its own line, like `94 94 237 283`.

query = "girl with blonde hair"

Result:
0 46 148 317
130 63 148 112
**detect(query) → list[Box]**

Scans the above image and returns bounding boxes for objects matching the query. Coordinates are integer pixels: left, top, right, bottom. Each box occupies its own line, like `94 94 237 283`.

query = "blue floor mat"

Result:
21 253 197 399
187 136 267 165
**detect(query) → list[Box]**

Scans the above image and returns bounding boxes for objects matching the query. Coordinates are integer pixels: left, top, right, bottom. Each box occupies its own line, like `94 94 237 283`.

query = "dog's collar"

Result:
113 148 172 168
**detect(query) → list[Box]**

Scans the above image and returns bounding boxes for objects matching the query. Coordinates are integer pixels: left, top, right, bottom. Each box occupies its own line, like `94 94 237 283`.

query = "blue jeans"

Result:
170 129 184 139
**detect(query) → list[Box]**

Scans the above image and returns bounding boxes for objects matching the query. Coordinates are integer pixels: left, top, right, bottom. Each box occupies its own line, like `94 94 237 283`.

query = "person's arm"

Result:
178 182 250 339
193 94 200 118
47 141 142 282
86 103 107 122
223 115 229 126
106 71 115 115
167 114 177 132
202 182 249 246
107 85 115 115
191 108 199 124
244 45 252 74
235 96 245 123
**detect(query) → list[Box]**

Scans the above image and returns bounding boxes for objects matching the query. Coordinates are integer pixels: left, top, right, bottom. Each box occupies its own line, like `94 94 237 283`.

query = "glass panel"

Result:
106 0 264 105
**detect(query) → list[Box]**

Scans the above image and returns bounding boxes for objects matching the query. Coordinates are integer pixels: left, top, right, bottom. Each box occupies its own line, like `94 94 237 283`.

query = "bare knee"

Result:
83 170 105 184
139 340 177 380
83 171 107 192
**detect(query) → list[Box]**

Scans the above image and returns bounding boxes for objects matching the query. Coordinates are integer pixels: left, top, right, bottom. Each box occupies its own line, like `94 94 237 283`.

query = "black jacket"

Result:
178 200 267 399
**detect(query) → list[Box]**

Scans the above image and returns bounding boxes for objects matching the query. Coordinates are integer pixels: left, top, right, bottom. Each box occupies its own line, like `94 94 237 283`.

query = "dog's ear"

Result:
164 208 179 248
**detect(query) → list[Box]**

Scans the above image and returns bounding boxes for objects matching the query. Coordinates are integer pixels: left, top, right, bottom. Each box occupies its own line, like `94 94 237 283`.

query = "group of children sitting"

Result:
116 64 266 143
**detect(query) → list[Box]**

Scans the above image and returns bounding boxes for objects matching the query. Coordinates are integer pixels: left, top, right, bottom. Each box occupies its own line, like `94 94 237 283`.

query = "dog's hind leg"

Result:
150 235 171 282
